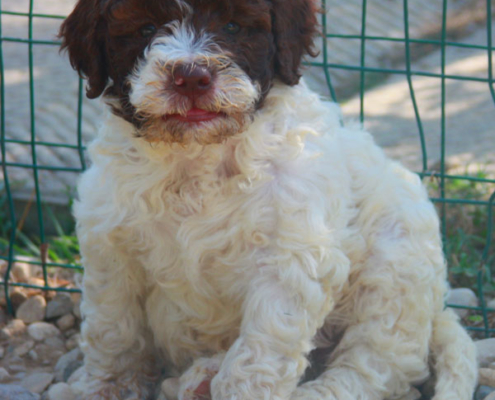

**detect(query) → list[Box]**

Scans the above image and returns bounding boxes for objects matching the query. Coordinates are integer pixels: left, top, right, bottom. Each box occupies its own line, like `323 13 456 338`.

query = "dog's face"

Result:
60 0 318 144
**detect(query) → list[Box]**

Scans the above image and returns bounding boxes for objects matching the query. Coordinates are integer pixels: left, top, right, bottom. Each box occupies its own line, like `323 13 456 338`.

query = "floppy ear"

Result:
271 0 319 85
59 0 108 99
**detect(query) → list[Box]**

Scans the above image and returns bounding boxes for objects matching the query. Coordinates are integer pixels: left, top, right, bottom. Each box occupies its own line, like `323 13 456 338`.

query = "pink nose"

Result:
172 64 213 97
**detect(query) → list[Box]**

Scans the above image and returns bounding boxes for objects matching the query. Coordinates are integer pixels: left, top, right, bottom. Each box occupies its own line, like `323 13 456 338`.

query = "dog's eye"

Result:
140 24 157 38
223 22 241 34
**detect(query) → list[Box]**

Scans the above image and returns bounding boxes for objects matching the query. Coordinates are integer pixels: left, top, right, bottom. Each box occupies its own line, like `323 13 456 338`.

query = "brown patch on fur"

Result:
59 0 109 98
270 0 320 85
60 0 319 131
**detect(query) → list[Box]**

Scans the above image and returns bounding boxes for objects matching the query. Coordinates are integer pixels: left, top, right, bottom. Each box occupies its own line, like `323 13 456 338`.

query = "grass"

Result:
427 169 495 295
0 182 81 268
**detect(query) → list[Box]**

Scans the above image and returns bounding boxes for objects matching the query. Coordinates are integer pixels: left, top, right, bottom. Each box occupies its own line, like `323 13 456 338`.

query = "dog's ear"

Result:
271 0 319 85
59 0 108 99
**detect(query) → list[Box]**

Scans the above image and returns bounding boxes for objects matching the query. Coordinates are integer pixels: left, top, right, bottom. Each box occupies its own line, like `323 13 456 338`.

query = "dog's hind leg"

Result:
291 318 431 400
291 236 476 400
292 308 477 400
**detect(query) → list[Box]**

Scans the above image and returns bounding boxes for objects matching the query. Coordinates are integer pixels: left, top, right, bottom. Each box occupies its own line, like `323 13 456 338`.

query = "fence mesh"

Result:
0 0 494 336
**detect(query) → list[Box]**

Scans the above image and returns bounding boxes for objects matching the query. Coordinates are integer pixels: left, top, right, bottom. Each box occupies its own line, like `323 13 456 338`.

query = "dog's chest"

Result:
147 178 261 285
140 173 264 363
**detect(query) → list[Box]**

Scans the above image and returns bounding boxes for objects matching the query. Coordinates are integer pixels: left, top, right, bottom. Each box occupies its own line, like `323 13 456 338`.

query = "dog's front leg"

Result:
211 254 348 400
73 237 156 400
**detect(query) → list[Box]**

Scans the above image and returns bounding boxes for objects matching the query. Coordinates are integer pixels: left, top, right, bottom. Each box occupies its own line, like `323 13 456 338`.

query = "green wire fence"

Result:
0 0 494 337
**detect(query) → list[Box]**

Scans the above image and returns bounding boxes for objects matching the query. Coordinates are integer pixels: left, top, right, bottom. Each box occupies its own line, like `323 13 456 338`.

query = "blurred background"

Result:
0 1 494 397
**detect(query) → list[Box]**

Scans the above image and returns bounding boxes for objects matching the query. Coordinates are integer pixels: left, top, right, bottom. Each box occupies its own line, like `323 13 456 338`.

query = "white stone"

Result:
11 263 36 283
446 288 478 318
45 336 66 351
48 382 75 400
0 319 26 340
487 298 495 310
14 340 35 357
65 334 80 351
16 296 46 324
10 290 28 311
0 384 40 400
476 338 495 367
477 386 495 400
45 294 73 320
54 348 83 382
479 368 495 388
28 350 38 361
0 367 11 382
161 377 180 400
28 322 61 342
67 366 84 385
485 392 495 400
8 356 27 373
71 295 82 321
56 314 75 331
21 372 54 394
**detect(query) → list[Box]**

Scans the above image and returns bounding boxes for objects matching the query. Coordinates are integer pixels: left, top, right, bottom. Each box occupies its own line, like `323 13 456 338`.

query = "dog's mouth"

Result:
163 108 226 123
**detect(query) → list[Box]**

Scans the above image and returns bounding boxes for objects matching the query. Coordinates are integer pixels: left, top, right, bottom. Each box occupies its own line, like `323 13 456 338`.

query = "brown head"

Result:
60 0 319 144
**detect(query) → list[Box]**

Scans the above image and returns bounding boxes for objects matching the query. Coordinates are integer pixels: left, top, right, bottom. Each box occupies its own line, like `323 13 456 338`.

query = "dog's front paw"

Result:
71 369 156 400
174 354 224 400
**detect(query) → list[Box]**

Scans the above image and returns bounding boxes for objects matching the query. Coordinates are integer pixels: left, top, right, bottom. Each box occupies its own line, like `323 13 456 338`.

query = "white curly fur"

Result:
72 77 477 400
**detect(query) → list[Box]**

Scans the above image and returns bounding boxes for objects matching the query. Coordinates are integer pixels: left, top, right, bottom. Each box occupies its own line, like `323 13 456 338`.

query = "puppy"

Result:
60 0 477 399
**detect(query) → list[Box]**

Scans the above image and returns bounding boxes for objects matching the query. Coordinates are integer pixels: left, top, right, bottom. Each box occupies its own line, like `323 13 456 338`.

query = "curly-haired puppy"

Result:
60 0 477 399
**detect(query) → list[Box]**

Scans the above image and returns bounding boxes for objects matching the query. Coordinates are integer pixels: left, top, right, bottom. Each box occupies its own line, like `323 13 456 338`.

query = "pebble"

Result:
54 348 83 382
28 350 38 361
485 392 495 400
10 290 28 311
56 314 75 331
45 294 74 320
479 368 495 387
21 372 55 394
14 340 35 357
487 298 495 310
476 339 495 367
0 384 41 400
446 288 478 318
64 328 78 338
45 336 66 351
0 347 4 358
8 355 27 373
27 322 61 342
161 378 179 400
65 334 80 350
11 263 35 283
67 366 84 384
72 298 82 320
47 382 75 400
16 295 46 324
0 319 26 340
34 343 65 366
0 367 11 382
476 385 495 400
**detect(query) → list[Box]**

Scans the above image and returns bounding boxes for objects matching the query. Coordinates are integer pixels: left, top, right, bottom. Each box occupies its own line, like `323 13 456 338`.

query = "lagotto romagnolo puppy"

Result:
59 0 478 399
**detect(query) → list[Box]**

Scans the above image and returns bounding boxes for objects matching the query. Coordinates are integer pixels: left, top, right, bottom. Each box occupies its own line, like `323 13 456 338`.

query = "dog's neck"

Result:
89 81 338 188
